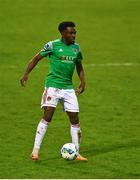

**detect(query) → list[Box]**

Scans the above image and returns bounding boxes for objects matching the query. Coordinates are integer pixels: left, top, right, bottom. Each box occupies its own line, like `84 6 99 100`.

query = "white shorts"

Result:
41 87 79 112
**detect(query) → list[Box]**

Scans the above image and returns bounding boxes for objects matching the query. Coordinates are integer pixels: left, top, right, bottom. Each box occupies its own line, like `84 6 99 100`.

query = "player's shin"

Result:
70 123 81 151
32 119 49 158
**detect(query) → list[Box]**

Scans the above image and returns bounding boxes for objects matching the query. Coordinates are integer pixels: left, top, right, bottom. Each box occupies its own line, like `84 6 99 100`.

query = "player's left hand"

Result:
75 82 85 95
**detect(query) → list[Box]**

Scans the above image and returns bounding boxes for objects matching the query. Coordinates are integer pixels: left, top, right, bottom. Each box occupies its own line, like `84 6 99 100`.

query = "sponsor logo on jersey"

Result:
61 55 74 62
61 56 65 60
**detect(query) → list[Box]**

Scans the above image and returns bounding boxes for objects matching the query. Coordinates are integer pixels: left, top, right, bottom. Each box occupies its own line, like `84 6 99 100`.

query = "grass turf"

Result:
0 0 140 178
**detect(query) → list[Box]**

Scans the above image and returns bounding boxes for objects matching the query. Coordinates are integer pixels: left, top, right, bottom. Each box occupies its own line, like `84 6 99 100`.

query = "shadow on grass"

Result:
29 139 140 165
32 155 88 166
82 139 140 156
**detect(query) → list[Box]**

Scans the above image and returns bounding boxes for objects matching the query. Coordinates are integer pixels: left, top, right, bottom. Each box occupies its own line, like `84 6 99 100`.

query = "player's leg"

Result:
63 89 87 161
66 111 87 161
62 89 81 150
66 111 81 150
31 107 55 160
31 87 58 160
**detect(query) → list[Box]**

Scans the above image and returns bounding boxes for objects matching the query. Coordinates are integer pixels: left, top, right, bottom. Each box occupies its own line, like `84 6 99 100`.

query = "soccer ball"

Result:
61 143 78 160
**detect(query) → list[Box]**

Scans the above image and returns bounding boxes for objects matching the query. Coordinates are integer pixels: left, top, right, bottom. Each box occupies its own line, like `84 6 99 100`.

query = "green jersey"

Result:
40 39 83 89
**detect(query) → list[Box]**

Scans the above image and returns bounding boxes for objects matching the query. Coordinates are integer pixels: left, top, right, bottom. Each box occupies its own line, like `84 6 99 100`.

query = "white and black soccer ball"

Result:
61 143 78 160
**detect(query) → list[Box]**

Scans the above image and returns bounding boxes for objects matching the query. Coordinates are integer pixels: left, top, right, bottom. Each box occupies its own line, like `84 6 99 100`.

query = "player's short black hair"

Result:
58 21 75 33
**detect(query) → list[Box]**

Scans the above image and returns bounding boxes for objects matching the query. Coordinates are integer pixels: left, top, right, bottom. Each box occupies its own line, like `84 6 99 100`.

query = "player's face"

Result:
62 27 76 44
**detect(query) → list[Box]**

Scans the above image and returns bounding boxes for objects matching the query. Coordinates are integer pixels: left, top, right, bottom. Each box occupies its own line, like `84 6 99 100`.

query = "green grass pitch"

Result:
0 0 140 178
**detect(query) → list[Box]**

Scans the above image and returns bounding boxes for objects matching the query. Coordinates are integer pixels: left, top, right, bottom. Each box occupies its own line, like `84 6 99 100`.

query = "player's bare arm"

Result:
76 60 86 95
20 53 43 87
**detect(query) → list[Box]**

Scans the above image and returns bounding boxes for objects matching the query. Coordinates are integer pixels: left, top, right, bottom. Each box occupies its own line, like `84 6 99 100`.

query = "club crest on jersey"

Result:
72 48 77 54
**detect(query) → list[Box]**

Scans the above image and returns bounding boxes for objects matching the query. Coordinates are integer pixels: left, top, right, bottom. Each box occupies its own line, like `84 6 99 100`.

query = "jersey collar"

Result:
60 38 75 46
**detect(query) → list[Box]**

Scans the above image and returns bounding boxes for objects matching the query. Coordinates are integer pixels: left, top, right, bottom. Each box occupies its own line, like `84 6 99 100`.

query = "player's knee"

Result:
71 119 79 125
43 107 55 122
43 114 53 122
70 114 79 125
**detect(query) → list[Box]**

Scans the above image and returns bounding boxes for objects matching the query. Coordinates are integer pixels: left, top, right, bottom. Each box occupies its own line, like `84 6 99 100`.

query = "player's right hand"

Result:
20 74 28 87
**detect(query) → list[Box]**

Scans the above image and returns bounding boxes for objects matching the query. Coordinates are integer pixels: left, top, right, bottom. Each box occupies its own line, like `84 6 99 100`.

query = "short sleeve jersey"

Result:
40 39 83 89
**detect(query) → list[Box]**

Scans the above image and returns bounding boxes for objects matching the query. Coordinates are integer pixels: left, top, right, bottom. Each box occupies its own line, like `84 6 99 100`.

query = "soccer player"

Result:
20 21 87 161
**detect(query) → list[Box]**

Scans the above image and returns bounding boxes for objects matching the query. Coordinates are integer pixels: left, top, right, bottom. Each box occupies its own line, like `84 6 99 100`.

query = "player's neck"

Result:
61 38 73 45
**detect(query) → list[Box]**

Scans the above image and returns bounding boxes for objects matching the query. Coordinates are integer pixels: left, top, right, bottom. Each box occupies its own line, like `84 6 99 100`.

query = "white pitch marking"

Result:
6 63 140 69
84 63 140 67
